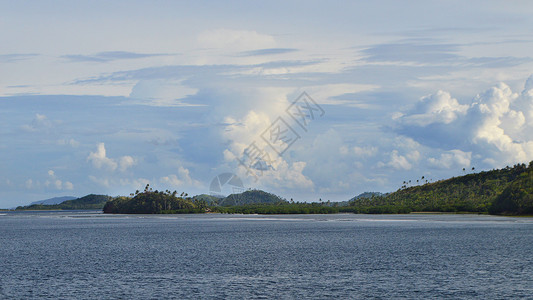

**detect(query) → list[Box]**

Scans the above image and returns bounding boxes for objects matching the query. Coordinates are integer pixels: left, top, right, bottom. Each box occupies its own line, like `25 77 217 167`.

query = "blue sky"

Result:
2 1 533 207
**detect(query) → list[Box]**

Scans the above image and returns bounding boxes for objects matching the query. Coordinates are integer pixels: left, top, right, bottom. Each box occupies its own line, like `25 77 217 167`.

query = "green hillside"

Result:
191 194 223 206
349 162 533 214
219 189 287 206
489 168 533 215
103 186 204 214
16 194 111 210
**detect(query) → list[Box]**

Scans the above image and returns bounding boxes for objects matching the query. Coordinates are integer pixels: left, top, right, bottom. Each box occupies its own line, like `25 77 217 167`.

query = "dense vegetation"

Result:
489 166 533 215
16 194 111 210
102 187 404 215
102 185 207 214
102 188 288 214
191 194 222 206
219 190 286 206
349 162 533 215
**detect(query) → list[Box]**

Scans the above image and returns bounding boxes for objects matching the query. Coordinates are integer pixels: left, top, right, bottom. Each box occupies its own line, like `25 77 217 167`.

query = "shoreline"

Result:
7 209 533 217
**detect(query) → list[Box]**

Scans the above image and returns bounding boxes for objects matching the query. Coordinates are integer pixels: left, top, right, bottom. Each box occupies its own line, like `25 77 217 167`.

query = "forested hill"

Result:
350 162 533 215
102 189 288 214
219 190 287 206
102 188 203 214
16 194 111 210
490 167 533 215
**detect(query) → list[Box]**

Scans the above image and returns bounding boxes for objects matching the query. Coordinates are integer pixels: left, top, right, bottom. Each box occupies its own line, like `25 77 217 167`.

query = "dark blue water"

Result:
0 212 532 299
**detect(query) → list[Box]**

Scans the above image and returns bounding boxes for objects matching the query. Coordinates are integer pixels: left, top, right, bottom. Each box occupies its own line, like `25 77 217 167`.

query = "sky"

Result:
2 1 533 207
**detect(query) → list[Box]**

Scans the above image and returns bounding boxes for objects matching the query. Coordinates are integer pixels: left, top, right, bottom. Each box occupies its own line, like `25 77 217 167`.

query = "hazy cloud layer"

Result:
61 51 171 63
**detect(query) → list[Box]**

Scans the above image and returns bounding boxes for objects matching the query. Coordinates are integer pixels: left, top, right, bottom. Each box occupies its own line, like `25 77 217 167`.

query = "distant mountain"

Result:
30 196 77 206
220 190 287 206
16 194 111 210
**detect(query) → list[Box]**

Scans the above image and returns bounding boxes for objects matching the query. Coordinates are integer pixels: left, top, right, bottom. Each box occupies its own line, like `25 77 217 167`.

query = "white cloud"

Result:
395 77 533 168
54 179 63 190
119 156 136 172
352 146 379 157
221 98 319 192
428 149 471 169
63 181 74 190
399 90 468 126
21 113 54 132
36 170 75 191
160 166 201 188
87 143 118 171
89 175 149 190
87 143 136 172
383 150 413 170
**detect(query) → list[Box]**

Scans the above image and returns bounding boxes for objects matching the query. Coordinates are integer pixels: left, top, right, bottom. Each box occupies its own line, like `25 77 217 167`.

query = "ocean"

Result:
0 212 532 299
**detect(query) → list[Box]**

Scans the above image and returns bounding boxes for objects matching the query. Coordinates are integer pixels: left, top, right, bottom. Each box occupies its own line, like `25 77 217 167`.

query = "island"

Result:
15 161 533 216
103 162 533 215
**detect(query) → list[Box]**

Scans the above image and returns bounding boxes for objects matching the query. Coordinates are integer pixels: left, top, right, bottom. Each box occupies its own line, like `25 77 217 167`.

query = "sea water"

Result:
0 212 532 299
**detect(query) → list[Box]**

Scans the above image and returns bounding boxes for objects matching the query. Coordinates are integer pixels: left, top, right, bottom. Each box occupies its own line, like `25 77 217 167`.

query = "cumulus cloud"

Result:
221 104 315 191
87 143 118 171
63 181 74 190
428 149 471 169
160 166 201 188
397 90 468 126
119 156 136 172
29 170 75 191
253 160 314 190
378 150 414 170
87 143 136 172
352 146 379 157
88 165 200 192
394 77 533 168
21 113 54 132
